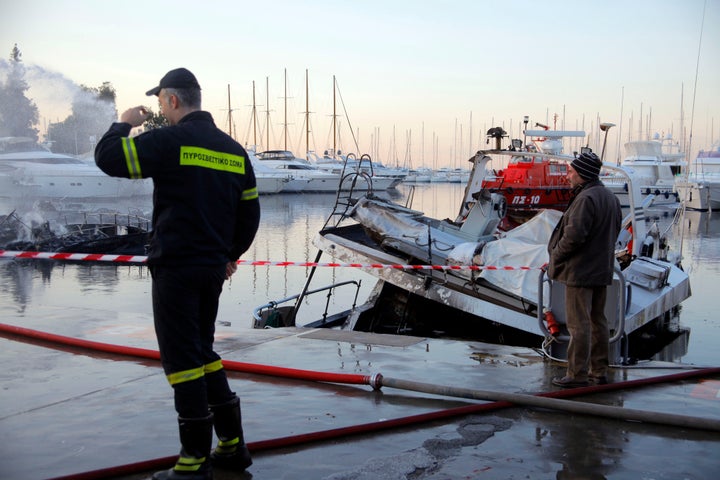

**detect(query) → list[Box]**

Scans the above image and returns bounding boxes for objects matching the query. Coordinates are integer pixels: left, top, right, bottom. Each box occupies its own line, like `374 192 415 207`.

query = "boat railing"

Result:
252 279 362 329
2 211 152 245
320 153 379 230
60 212 152 235
538 266 628 362
405 184 416 209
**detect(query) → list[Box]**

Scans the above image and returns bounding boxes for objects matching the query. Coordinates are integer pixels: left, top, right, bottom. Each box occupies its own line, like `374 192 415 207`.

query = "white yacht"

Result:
675 141 720 210
404 168 433 183
602 134 685 207
246 149 307 194
256 150 344 193
308 150 405 190
0 137 153 199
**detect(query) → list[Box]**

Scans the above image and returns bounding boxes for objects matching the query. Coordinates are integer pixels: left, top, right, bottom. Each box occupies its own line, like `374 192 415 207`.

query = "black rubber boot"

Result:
209 395 252 471
152 414 214 480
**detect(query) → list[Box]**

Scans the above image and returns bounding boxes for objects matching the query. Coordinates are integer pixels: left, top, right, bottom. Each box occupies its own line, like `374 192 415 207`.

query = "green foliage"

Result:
0 44 40 141
143 109 169 130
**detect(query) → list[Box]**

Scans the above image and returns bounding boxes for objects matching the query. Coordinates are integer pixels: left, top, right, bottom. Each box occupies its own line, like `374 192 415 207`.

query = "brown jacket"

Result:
547 179 622 287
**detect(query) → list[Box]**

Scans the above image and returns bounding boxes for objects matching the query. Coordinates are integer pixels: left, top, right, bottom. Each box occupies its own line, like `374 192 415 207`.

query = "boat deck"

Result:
2 317 719 480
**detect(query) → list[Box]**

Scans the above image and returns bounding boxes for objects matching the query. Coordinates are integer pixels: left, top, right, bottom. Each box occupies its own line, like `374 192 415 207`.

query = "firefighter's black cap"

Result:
146 68 201 96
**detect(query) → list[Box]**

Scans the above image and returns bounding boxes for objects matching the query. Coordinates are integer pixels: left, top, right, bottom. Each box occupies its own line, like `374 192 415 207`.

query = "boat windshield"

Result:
257 150 296 161
285 164 316 170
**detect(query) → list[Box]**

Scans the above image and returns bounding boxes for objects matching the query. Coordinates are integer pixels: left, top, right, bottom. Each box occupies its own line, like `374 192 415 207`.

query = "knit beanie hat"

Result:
571 152 602 181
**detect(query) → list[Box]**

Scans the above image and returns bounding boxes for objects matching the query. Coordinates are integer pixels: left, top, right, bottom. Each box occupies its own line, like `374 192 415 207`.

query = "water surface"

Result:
1 184 717 366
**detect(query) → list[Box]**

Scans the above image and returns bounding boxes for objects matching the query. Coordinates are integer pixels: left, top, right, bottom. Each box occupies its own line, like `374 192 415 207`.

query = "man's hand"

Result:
120 106 150 128
225 261 238 280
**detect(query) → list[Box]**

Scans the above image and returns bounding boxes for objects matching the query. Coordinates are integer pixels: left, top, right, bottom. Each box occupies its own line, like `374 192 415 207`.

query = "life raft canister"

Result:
544 308 560 337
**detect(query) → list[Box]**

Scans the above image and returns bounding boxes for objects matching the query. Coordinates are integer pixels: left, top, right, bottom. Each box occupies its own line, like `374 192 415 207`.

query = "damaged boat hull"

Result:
255 130 692 365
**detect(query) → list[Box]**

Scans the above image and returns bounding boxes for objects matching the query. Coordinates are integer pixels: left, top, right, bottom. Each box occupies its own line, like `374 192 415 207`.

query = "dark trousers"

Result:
150 264 235 418
564 285 609 380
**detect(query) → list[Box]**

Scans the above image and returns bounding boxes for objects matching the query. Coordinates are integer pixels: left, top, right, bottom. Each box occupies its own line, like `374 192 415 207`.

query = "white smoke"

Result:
0 59 109 137
25 64 78 126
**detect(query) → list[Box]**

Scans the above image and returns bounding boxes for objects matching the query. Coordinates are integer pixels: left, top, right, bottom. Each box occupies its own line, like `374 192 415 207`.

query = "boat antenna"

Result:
522 116 529 149
599 123 616 161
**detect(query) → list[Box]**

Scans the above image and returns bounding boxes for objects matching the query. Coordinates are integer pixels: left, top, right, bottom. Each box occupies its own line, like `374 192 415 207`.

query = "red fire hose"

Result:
0 322 376 386
2 322 719 480
45 366 720 480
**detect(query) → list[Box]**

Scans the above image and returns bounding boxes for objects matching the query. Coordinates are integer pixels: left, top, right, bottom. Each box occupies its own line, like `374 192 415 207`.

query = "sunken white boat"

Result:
254 132 691 365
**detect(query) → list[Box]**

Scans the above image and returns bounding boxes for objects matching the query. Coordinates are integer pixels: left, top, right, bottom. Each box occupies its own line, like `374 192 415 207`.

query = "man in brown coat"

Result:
547 151 622 387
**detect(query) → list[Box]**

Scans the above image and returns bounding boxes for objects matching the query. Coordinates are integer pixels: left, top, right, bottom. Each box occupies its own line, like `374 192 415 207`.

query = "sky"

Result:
1 0 719 168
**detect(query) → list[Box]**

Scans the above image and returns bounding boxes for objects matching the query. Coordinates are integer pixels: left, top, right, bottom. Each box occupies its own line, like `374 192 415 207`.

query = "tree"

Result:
46 82 118 155
143 108 169 130
0 44 40 141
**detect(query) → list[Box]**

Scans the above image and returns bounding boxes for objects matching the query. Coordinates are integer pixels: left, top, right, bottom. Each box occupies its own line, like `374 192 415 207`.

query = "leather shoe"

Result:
552 376 589 388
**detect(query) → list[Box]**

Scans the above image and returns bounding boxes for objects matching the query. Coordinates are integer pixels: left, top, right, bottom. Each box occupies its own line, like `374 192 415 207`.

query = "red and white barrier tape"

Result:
0 249 539 271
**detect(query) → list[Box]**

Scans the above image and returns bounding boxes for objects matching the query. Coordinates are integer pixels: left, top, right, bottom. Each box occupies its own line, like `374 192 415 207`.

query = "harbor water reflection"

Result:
1 184 718 365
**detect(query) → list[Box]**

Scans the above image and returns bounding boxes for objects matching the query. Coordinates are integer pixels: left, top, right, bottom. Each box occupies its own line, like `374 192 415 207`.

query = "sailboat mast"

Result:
227 84 233 139
265 76 270 151
421 121 425 167
680 83 685 154
333 75 337 157
284 68 288 151
305 69 310 159
616 86 624 165
252 81 258 148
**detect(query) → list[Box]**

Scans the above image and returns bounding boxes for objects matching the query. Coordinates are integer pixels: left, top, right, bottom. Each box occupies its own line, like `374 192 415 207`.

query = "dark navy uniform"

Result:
95 111 260 416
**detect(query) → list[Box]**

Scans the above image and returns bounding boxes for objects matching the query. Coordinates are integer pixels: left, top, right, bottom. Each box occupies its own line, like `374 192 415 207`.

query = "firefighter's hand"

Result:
120 106 150 127
225 261 238 280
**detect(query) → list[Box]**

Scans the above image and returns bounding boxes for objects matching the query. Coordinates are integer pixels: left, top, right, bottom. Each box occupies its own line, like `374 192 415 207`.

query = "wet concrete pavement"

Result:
2 322 720 480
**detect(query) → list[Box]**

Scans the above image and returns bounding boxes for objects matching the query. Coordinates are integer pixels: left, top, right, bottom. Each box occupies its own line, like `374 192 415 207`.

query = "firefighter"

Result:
95 68 260 479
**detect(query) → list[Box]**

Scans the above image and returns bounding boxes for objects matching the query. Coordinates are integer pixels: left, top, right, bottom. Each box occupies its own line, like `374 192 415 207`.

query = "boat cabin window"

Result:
548 164 567 175
509 156 534 165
